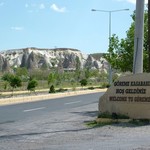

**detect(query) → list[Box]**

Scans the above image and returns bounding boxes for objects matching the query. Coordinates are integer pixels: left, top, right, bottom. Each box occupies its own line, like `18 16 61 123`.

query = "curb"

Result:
0 89 107 106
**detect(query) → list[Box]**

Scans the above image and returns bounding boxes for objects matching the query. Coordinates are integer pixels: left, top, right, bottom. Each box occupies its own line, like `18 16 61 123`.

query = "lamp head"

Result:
91 9 96 11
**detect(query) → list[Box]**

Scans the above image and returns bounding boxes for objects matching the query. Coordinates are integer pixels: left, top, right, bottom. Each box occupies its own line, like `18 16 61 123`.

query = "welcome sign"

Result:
99 73 150 119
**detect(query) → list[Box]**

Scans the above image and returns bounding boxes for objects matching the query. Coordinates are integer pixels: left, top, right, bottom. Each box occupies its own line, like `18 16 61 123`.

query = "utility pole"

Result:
133 0 145 74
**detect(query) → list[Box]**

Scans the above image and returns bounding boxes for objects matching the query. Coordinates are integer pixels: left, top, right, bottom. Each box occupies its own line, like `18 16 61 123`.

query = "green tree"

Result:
104 10 148 72
80 79 88 87
15 67 28 76
75 56 81 71
48 73 56 85
10 76 22 91
27 79 38 93
2 73 22 95
55 71 63 87
2 73 14 82
85 68 91 79
15 67 28 81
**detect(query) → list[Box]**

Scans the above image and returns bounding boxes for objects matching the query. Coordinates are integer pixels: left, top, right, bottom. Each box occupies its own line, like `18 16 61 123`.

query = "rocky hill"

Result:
0 47 108 72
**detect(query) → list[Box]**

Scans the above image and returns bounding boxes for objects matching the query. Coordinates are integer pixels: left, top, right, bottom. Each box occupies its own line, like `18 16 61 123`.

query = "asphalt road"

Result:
1 92 150 150
0 92 104 150
0 92 103 124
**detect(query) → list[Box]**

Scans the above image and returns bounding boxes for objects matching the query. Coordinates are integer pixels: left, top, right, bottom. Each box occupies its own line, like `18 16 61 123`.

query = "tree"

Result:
85 68 91 79
27 79 38 93
2 73 22 95
80 79 88 88
104 10 148 72
10 76 22 92
48 72 56 85
15 67 28 77
15 67 28 81
2 73 14 82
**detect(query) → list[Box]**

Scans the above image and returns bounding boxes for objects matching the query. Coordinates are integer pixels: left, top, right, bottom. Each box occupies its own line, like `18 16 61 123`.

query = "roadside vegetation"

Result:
86 112 150 128
0 67 113 97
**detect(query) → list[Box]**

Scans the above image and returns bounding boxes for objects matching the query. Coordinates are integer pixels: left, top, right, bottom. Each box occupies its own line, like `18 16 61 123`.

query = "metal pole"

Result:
133 0 145 73
109 12 111 45
108 12 112 85
91 8 129 84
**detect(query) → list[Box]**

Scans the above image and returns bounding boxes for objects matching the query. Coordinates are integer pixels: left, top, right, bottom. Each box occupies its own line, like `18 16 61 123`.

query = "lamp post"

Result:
91 8 129 85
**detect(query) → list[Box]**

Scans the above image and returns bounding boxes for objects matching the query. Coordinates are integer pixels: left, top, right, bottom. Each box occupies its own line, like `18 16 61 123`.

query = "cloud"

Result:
39 3 45 10
25 3 29 8
50 4 66 13
25 3 45 12
11 27 24 31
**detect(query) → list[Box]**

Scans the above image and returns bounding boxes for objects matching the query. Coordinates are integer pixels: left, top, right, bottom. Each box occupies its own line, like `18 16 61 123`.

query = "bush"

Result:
56 88 68 92
49 85 55 93
80 79 88 87
27 79 38 92
100 82 110 88
87 87 95 90
98 112 112 119
98 112 129 119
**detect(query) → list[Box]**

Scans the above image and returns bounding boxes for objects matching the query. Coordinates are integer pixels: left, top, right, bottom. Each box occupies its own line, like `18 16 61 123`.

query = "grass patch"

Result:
128 119 150 126
85 119 114 128
97 112 129 120
86 112 150 128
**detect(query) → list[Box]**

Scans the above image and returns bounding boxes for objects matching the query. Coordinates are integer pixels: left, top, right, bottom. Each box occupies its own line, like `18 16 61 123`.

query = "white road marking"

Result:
65 101 81 105
23 107 46 112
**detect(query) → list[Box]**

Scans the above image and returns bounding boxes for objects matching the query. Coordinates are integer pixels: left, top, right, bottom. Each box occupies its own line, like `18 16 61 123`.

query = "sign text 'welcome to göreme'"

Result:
99 73 150 119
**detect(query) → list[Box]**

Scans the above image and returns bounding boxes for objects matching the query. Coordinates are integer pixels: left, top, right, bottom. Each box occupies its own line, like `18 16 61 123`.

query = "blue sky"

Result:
0 0 148 54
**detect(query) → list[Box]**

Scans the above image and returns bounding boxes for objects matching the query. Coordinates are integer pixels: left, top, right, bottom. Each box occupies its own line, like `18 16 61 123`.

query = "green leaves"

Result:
9 76 22 89
27 79 38 92
80 79 88 87
48 73 57 85
1 73 22 94
104 10 149 72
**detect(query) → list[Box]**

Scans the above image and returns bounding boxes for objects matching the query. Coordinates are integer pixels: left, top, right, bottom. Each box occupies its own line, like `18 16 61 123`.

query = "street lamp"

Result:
91 8 129 85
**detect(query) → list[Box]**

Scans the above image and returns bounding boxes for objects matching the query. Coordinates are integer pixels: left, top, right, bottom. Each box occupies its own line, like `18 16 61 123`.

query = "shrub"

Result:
98 112 129 119
100 82 110 88
27 79 38 92
87 87 95 90
80 79 88 87
56 88 68 92
49 85 55 93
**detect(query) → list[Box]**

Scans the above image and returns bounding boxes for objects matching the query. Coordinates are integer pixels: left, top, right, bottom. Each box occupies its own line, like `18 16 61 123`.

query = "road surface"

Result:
1 92 150 150
0 92 103 123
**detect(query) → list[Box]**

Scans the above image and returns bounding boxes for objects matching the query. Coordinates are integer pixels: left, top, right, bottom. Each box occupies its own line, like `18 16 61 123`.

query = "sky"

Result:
0 0 148 54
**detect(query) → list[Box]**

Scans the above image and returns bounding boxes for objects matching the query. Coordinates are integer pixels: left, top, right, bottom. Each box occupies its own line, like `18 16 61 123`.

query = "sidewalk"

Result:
0 89 107 106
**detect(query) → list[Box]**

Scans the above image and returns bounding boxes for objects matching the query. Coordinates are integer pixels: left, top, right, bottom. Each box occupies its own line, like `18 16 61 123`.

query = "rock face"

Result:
99 73 150 119
0 54 10 72
0 47 108 71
